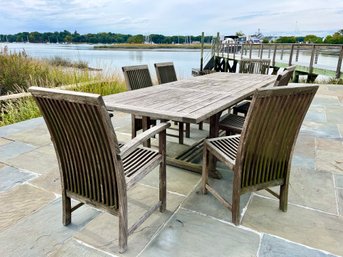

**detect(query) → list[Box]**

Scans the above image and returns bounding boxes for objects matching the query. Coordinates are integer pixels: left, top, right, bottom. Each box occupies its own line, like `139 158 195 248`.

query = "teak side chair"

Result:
154 62 177 84
239 58 271 74
122 65 157 142
29 86 170 253
230 58 271 118
202 85 318 225
154 62 192 142
221 66 298 135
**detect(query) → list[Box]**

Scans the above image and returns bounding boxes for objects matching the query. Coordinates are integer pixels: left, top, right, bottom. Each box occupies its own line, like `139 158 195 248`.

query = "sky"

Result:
0 0 343 37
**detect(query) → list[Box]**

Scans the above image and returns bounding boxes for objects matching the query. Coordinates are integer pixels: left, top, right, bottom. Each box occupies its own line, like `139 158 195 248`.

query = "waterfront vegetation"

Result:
0 31 213 44
0 49 126 126
94 43 211 49
1 29 343 45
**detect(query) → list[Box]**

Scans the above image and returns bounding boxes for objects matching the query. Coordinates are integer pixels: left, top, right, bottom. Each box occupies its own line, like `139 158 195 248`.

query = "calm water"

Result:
1 43 340 81
0 43 209 80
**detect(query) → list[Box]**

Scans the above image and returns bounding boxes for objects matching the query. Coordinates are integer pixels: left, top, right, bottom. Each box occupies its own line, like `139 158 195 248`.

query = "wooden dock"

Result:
197 42 343 82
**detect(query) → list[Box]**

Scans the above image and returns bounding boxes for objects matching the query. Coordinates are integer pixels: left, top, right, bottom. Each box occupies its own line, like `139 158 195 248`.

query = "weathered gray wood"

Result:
29 86 170 253
105 73 275 174
336 45 343 79
122 65 156 141
239 58 270 74
154 62 177 84
289 44 294 66
202 85 319 225
104 73 276 124
231 64 295 118
309 45 316 74
154 62 189 144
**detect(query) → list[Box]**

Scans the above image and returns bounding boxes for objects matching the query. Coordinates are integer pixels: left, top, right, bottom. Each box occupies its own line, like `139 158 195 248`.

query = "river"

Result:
1 43 341 82
0 43 208 80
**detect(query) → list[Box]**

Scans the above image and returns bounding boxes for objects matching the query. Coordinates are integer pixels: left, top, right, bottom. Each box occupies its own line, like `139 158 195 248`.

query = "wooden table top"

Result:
104 73 276 123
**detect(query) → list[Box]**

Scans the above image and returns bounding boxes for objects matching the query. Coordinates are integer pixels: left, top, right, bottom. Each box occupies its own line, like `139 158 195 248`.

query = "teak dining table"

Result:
104 72 276 177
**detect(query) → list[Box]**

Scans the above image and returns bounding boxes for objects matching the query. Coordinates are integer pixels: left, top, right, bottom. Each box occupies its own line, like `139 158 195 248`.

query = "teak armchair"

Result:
220 65 297 135
29 86 170 253
232 58 271 116
154 62 192 142
122 65 157 141
202 85 318 225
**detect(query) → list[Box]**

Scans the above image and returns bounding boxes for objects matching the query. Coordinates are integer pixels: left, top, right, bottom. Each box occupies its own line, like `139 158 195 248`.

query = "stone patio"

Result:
0 84 343 257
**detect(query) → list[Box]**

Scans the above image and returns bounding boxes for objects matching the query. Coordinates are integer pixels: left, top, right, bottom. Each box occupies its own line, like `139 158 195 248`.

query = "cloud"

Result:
0 0 342 36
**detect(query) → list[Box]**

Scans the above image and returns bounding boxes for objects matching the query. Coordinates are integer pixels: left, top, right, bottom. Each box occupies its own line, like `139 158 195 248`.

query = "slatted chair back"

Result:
235 85 318 193
29 87 125 212
274 65 296 87
154 62 177 84
239 58 271 74
122 65 153 90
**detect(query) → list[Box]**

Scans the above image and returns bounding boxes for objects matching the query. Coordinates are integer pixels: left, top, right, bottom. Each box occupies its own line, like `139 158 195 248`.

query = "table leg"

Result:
178 122 184 144
142 116 151 147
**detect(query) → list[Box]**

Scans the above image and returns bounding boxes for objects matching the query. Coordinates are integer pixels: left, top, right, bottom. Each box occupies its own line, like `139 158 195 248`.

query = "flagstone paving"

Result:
0 84 342 256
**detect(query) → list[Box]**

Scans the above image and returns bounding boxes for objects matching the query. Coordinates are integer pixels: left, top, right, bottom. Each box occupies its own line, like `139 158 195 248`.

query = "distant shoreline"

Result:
94 43 212 50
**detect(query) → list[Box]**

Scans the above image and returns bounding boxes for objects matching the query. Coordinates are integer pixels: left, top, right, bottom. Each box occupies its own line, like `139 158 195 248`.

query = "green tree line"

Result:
0 30 213 44
274 29 343 44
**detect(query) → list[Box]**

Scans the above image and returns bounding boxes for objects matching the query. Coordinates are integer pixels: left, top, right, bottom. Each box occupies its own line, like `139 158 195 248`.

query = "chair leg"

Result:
159 130 167 212
232 175 241 225
279 184 289 212
119 205 128 253
185 123 190 138
62 193 71 225
159 162 167 212
201 144 209 194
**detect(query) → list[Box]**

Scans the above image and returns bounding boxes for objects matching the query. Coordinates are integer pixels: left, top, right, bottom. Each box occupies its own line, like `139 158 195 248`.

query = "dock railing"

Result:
214 42 343 79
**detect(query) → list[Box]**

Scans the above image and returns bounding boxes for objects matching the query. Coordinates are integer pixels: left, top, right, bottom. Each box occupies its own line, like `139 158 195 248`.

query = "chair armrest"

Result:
120 122 171 159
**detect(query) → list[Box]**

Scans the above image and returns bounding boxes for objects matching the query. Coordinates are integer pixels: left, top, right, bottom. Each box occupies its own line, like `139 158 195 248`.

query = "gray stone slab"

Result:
0 117 44 137
140 165 200 196
0 184 55 232
0 166 36 192
338 189 343 217
335 174 343 188
0 198 99 257
50 239 111 257
339 96 343 105
300 121 341 139
243 196 343 256
338 124 343 139
5 127 51 146
291 155 315 170
326 107 343 124
294 134 316 159
74 183 185 256
182 167 250 223
311 95 341 107
0 137 12 146
316 138 343 152
316 150 343 174
140 208 260 257
259 234 338 257
5 146 58 175
304 106 326 123
0 141 36 161
256 167 337 214
30 169 62 195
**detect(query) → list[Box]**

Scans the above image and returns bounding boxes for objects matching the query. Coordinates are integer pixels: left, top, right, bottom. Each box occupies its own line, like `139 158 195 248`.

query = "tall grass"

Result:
0 97 41 126
0 48 99 94
0 48 126 127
